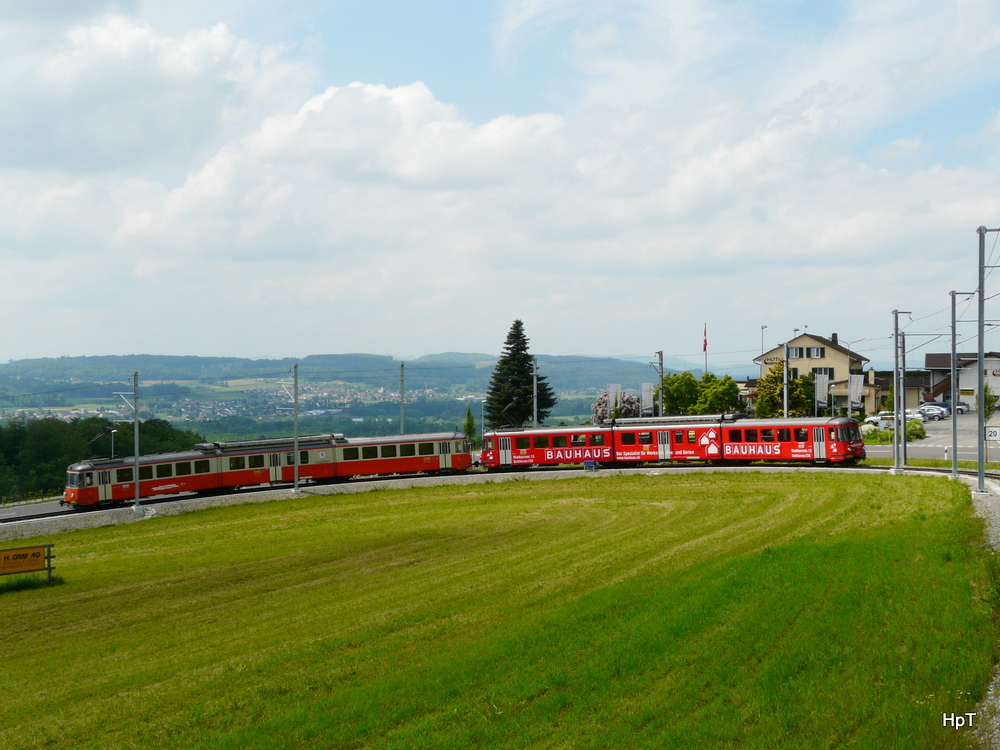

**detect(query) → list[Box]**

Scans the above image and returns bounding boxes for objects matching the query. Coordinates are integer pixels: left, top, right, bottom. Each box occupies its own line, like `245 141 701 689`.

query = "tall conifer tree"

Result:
484 320 556 428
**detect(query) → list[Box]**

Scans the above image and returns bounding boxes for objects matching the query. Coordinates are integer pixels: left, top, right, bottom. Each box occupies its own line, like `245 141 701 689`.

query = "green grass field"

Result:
2 472 998 749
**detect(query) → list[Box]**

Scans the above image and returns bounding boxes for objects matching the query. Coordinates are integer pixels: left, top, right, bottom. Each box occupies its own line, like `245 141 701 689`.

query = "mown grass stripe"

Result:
0 473 995 749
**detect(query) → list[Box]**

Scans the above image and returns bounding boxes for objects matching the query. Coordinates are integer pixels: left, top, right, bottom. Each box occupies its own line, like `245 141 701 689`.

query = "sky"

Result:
4 0 1000 374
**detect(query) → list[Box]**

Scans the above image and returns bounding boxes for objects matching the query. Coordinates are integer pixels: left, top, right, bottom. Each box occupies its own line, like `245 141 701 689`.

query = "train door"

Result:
268 453 283 482
97 470 112 502
657 430 671 461
812 427 827 461
499 437 513 466
439 440 452 470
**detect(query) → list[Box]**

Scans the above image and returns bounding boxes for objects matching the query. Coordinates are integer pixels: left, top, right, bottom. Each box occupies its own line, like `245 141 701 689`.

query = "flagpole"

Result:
703 323 708 375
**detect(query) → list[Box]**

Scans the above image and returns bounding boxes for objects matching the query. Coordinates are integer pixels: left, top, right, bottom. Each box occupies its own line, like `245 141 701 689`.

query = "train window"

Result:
249 455 265 469
777 428 791 442
687 430 697 444
362 446 378 459
761 429 774 442
571 434 586 447
744 429 759 442
117 467 133 483
85 472 94 486
515 437 531 450
553 435 568 448
229 457 246 470
534 435 549 449
828 428 837 441
287 451 311 464
139 466 153 480
419 442 434 456
674 431 683 444
156 464 173 478
194 460 210 474
620 433 636 446
728 429 742 443
590 433 605 446
639 432 653 445
794 428 809 441
484 438 495 451
343 447 359 460
400 443 416 457
176 462 192 476
381 445 398 458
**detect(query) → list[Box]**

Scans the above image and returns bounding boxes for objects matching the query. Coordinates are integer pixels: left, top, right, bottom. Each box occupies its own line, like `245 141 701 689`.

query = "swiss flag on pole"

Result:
703 324 707 353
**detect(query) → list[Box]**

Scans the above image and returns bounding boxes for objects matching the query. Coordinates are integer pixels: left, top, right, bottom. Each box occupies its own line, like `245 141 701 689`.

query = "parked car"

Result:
920 401 951 415
918 404 949 420
956 402 970 414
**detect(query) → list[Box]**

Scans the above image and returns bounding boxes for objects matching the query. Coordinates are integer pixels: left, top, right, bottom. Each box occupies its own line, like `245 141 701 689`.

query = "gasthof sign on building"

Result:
754 332 882 412
1 545 55 581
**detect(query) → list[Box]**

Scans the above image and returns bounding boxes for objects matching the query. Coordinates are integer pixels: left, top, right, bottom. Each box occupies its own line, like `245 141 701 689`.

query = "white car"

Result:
864 410 925 426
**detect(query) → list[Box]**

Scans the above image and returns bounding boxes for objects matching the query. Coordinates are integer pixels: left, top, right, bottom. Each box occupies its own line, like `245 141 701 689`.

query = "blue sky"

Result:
3 0 1000 374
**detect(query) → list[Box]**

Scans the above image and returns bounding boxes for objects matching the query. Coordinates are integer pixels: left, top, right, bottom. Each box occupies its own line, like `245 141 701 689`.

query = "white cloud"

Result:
2 2 1000 362
0 14 315 173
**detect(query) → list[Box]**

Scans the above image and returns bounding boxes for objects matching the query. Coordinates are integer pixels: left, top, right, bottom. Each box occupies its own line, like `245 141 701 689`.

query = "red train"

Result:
64 431 473 508
64 415 866 508
480 415 866 470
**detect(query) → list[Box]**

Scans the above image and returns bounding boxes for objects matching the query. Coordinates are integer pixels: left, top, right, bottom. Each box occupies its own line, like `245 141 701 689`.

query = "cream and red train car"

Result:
480 415 865 469
65 431 472 508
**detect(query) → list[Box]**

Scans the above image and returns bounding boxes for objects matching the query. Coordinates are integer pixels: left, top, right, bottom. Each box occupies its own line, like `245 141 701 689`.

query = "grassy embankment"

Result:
2 472 998 749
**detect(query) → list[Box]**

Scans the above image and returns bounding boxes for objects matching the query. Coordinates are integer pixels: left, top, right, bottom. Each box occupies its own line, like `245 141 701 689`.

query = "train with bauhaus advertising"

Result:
64 415 864 508
480 415 865 470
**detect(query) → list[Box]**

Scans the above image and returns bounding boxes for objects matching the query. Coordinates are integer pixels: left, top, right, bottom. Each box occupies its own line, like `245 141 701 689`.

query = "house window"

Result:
812 367 835 378
805 347 826 359
787 347 804 358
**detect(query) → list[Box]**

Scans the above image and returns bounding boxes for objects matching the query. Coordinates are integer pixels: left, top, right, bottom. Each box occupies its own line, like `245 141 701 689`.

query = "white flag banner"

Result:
849 374 865 409
640 382 654 415
608 384 621 414
815 373 830 408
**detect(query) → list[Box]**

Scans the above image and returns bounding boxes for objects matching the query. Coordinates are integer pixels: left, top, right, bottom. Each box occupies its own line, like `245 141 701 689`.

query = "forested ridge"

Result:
0 417 203 502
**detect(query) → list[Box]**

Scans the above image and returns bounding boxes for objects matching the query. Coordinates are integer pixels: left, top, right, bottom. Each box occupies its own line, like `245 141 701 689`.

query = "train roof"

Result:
486 415 860 436
67 431 469 470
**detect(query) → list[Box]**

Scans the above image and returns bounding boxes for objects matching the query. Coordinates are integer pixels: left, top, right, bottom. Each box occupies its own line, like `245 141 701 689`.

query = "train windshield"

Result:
838 426 862 442
66 471 84 488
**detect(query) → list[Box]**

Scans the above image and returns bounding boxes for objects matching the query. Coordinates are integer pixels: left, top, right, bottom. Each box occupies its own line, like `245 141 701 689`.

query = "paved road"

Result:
864 411 998 462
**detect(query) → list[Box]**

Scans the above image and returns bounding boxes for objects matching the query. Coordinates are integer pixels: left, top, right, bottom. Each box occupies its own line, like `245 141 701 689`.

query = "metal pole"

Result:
293 363 300 495
533 357 538 427
892 311 902 472
901 331 908 467
951 291 959 478
783 342 789 418
400 362 405 435
133 372 141 515
978 227 987 494
656 351 663 417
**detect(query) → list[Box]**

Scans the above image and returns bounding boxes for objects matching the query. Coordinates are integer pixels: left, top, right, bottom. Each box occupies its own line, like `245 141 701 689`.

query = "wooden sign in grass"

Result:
0 545 54 582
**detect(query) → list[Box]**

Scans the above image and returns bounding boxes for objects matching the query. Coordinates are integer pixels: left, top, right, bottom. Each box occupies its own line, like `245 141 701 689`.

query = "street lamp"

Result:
111 429 117 459
760 325 767 356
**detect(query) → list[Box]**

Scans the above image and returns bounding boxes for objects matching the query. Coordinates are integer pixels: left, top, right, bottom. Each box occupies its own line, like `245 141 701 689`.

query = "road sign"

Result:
985 426 1000 441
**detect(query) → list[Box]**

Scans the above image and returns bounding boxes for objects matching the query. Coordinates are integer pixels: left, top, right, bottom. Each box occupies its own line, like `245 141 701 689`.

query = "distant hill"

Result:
0 352 686 395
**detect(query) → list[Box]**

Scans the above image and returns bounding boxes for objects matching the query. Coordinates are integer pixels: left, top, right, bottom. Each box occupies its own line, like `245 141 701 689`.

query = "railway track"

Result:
3 461 996 531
